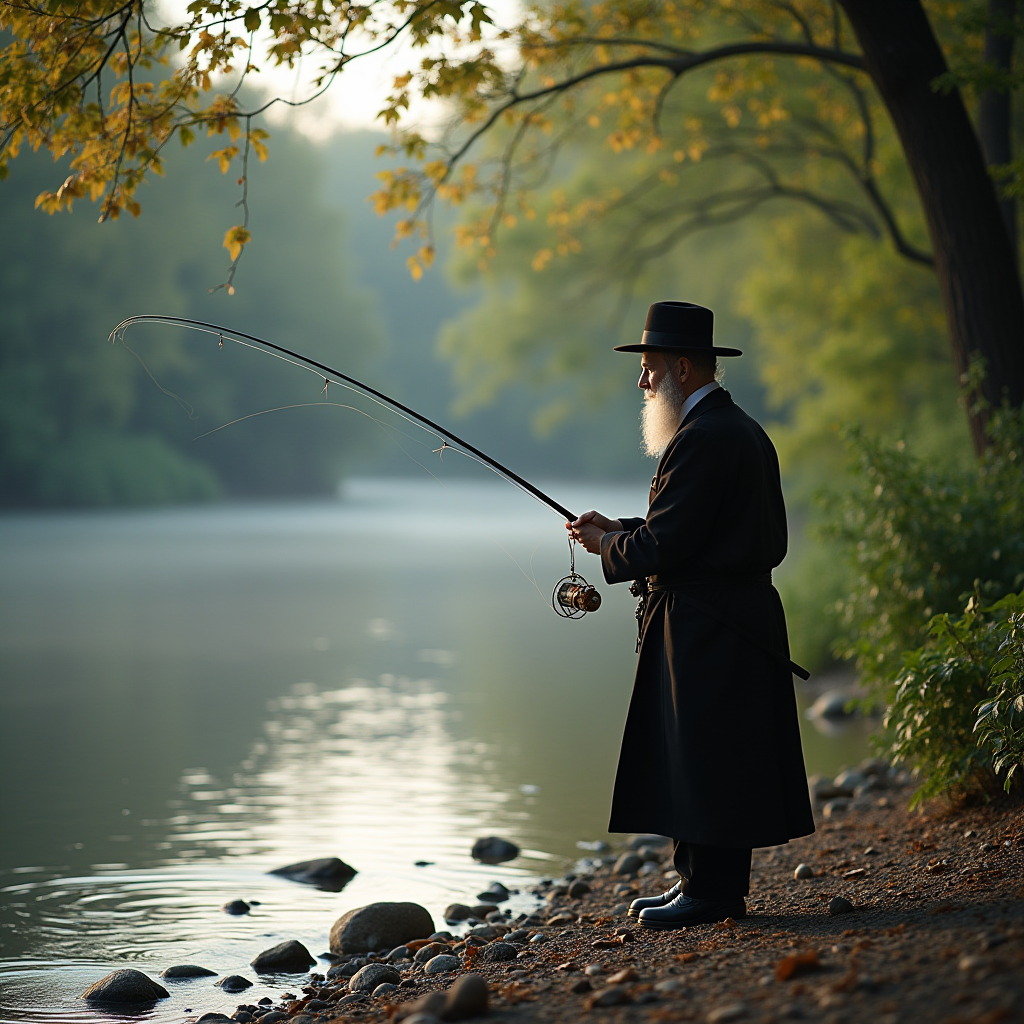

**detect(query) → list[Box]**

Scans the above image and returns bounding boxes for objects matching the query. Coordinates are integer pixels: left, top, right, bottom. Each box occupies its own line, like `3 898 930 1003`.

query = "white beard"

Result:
640 372 686 458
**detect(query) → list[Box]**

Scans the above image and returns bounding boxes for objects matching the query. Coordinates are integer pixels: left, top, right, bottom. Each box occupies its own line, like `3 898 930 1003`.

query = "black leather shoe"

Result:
638 893 746 929
627 881 682 918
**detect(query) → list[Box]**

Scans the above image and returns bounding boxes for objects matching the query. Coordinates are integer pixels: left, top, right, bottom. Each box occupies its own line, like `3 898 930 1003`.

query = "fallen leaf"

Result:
775 949 820 982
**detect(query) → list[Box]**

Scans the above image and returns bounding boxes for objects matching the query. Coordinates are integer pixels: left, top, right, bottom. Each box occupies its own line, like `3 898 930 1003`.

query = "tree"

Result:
2 0 1022 449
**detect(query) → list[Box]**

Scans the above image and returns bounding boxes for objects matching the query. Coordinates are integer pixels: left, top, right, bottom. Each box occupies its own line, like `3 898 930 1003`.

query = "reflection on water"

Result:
0 480 870 1022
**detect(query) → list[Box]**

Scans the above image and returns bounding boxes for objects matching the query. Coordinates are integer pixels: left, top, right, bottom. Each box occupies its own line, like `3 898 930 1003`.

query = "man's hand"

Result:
566 510 623 555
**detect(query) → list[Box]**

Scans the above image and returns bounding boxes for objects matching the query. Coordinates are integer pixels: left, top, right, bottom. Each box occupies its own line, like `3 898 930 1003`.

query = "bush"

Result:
823 406 1024 699
886 591 1024 805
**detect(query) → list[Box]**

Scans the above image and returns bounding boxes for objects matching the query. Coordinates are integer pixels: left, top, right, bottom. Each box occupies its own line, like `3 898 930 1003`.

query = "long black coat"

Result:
601 387 815 849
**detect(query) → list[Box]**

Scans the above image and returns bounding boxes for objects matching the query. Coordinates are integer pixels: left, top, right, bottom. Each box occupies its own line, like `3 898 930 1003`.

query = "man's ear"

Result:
676 355 693 385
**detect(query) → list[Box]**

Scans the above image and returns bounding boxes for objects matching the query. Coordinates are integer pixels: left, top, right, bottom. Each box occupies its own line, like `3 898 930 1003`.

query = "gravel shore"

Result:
233 792 1023 1024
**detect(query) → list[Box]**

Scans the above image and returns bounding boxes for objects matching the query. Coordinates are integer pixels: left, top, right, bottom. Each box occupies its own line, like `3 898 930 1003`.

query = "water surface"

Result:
0 480 870 1022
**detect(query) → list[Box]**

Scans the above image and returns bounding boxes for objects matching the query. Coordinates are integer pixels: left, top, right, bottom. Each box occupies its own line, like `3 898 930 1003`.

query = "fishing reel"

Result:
551 537 602 618
552 573 602 618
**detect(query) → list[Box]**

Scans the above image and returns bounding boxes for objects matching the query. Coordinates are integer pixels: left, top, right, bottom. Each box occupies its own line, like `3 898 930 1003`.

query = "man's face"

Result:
639 353 679 396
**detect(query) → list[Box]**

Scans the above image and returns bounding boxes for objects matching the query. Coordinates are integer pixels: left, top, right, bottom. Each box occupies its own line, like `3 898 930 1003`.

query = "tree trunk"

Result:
978 0 1017 262
839 0 1024 454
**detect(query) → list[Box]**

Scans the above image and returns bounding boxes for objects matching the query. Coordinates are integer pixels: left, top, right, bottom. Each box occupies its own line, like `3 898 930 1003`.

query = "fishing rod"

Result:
110 314 602 618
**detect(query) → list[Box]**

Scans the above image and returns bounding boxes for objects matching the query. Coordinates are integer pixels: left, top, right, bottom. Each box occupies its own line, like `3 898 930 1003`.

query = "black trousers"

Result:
672 840 751 901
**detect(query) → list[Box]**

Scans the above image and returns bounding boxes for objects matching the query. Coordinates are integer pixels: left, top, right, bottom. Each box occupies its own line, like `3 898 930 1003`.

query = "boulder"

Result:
330 902 435 954
349 963 402 993
470 837 519 864
269 857 357 892
250 939 317 973
81 969 169 1003
161 964 217 979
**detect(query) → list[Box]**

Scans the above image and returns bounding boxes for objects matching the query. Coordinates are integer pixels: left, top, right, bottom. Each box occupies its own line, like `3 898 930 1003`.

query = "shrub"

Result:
822 406 1024 700
886 590 1024 805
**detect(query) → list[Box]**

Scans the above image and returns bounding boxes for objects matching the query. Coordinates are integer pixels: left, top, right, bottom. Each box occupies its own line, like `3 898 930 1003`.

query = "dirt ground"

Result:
283 790 1023 1024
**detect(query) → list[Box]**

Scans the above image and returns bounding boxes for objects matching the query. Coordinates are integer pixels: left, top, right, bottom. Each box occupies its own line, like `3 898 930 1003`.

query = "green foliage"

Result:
824 407 1024 696
887 590 1024 805
974 605 1024 792
0 125 382 506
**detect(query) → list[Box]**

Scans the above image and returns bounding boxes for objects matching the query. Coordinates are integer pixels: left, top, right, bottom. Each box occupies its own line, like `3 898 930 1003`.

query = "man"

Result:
570 300 814 928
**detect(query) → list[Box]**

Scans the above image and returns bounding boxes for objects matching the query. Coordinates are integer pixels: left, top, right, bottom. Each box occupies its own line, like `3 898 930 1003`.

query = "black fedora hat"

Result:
613 300 742 356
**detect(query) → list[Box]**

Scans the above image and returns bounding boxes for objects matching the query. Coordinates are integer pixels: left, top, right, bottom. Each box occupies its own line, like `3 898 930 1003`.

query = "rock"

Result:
807 691 854 720
627 834 670 850
608 967 638 984
335 993 367 1007
576 839 610 852
822 798 850 819
424 954 460 975
468 904 499 919
442 973 488 1019
250 939 317 973
586 986 631 1008
828 896 854 916
258 1013 288 1024
198 1014 233 1022
636 845 663 862
833 768 868 791
443 903 472 922
387 945 411 961
655 979 688 994
327 959 364 978
374 982 399 997
482 942 516 963
269 857 357 892
414 942 451 963
614 852 644 875
349 963 402 992
568 880 591 898
231 1012 252 1022
794 863 815 880
477 882 510 902
217 975 253 993
81 970 170 1003
707 1004 749 1023
222 899 250 915
161 964 217 978
470 837 520 864
330 902 435 954
570 978 593 993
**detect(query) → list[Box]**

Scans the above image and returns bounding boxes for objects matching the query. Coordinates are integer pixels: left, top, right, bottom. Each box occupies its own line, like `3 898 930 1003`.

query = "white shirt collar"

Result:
679 380 721 423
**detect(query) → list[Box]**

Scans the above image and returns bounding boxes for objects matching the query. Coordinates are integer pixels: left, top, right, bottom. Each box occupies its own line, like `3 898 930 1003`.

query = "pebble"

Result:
349 962 401 992
482 942 517 962
269 857 357 890
612 903 629 916
608 967 638 984
424 954 461 975
257 1013 287 1024
569 978 592 993
413 942 450 963
529 933 548 944
655 978 687 993
161 965 217 978
198 1014 233 1022
222 900 250 915
822 799 850 819
586 986 631 1008
584 964 603 977
828 896 854 916
706 1003 750 1022
250 940 316 973
81 970 170 1003
232 1013 252 1022
217 976 253 993
568 879 592 898
443 904 472 922
373 982 399 997
614 852 644 875
794 863 815 880
471 836 520 864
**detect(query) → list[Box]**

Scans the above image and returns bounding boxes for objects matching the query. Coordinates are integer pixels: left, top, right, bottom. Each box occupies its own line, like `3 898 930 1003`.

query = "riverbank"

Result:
223 778 1023 1024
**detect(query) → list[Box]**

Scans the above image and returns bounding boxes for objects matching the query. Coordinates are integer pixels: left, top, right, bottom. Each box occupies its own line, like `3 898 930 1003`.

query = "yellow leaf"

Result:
223 225 251 261
407 256 423 281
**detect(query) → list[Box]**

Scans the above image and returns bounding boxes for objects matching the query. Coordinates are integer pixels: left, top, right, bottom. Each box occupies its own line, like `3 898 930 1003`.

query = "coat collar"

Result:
681 385 733 427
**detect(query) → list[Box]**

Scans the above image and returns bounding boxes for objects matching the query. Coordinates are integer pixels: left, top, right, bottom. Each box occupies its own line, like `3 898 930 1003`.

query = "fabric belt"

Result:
629 576 811 680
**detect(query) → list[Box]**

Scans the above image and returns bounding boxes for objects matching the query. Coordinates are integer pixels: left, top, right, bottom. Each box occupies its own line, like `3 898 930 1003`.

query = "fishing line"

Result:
111 314 603 619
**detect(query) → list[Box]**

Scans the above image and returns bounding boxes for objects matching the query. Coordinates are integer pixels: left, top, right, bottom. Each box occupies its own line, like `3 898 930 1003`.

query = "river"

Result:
0 479 871 1022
